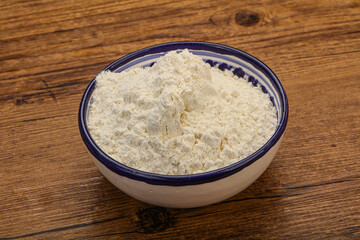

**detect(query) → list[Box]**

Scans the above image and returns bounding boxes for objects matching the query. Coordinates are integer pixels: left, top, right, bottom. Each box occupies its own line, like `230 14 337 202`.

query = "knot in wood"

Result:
235 10 260 27
136 207 172 233
15 98 26 105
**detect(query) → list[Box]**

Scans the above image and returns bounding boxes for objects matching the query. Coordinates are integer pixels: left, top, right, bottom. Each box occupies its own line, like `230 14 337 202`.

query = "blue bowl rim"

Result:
78 41 288 186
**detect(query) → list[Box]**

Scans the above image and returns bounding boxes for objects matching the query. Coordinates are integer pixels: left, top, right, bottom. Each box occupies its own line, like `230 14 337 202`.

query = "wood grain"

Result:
1 0 360 239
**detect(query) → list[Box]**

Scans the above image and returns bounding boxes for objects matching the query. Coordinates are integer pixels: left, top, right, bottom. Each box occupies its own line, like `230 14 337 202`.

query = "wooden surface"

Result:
1 0 360 239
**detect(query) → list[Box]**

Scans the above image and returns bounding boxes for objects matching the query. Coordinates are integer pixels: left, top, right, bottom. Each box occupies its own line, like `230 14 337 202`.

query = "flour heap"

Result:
88 50 277 175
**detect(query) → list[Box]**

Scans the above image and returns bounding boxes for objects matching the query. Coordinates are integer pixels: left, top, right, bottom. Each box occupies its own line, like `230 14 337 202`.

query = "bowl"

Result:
78 41 288 208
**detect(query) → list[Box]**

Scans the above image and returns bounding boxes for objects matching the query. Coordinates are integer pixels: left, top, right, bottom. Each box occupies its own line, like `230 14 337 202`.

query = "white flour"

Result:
88 50 277 175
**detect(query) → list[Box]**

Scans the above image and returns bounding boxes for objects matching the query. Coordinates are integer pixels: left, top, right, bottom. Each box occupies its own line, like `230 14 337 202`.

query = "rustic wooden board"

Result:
1 0 359 239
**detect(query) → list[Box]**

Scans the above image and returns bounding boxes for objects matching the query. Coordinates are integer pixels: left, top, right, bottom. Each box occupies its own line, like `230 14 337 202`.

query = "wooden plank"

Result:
1 0 360 239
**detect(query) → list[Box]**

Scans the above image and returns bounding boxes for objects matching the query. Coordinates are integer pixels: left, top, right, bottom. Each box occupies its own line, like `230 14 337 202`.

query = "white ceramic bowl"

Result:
78 41 288 208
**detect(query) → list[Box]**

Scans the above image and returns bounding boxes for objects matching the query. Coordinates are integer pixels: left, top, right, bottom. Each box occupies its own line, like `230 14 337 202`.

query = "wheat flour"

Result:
88 49 277 175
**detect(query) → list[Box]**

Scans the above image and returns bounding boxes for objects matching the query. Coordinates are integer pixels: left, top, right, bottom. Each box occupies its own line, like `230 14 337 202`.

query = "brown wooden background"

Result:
1 0 359 239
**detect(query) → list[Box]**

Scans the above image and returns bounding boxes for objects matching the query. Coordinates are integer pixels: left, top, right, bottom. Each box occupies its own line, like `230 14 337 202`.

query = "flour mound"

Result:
88 49 277 175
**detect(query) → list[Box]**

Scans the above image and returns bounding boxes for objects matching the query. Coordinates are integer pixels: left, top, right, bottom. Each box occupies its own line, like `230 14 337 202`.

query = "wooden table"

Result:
1 0 359 239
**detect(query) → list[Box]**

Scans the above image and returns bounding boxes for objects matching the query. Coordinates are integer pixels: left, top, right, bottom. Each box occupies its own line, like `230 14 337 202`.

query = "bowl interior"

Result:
79 42 288 186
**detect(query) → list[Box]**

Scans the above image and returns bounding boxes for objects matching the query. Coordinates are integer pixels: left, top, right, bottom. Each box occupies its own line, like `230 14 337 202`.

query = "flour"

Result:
88 49 277 175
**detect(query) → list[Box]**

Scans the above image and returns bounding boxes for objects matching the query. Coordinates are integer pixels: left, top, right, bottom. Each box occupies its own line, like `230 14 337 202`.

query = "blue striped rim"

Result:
78 41 288 186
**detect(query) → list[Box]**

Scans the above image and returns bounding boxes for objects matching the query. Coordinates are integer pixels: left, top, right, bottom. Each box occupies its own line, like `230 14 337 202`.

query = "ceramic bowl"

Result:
78 41 288 208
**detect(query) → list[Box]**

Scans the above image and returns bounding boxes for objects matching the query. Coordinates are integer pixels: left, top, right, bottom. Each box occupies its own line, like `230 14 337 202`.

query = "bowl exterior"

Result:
90 134 284 208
